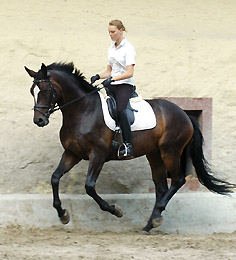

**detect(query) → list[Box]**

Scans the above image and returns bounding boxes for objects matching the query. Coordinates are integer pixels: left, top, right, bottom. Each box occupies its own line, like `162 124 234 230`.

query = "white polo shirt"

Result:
108 38 136 86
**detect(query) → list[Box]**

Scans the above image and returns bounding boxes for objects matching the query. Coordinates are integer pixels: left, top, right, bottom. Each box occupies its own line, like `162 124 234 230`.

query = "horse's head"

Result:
25 63 59 127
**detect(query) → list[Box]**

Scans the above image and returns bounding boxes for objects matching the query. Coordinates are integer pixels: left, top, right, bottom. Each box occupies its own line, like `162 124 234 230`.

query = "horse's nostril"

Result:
34 117 43 123
34 117 46 127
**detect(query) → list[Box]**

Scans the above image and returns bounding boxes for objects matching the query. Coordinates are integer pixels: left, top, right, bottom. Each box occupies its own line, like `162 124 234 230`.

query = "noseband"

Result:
33 78 57 119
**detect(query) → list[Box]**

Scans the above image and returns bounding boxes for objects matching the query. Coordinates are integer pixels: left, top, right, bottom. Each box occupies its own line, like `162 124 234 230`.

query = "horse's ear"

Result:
41 63 47 78
25 66 36 78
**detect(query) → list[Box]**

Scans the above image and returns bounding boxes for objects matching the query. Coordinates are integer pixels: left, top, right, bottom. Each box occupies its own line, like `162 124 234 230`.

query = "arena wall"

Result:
0 0 235 195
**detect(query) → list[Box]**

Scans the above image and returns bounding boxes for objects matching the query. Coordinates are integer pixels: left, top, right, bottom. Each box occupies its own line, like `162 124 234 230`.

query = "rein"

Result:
33 78 104 116
53 85 104 112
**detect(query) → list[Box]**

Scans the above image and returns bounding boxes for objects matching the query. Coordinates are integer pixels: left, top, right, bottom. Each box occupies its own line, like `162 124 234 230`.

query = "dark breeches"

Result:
107 83 134 115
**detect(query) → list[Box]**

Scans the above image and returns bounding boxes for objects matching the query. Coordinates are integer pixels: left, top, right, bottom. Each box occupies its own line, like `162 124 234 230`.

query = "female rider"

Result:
91 20 136 159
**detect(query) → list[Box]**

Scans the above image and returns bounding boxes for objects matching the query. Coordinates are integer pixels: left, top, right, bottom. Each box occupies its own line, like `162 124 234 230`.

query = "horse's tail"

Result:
188 116 235 195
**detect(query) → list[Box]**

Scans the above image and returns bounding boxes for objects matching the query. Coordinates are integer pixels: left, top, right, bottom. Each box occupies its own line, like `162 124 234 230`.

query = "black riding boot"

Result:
118 110 134 159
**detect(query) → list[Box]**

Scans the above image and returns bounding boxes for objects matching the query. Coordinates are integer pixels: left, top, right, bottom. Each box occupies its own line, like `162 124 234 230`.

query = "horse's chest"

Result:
61 133 89 158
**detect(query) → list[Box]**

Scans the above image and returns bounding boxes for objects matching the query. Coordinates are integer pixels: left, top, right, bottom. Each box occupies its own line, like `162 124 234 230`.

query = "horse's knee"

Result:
85 183 95 197
51 176 60 186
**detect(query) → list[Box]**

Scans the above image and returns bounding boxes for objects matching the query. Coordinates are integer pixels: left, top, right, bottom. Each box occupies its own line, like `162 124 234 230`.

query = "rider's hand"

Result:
102 77 115 87
90 74 100 84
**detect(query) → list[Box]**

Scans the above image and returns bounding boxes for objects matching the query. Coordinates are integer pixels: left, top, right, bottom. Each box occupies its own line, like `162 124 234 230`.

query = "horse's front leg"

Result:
51 150 81 224
85 151 123 218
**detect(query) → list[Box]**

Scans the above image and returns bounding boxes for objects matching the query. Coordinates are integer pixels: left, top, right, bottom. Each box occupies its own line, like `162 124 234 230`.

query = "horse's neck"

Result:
60 82 84 105
60 87 101 124
56 75 94 109
53 73 102 127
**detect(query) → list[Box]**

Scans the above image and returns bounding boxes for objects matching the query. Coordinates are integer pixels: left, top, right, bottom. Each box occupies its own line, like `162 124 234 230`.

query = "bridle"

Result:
33 78 57 119
33 77 104 118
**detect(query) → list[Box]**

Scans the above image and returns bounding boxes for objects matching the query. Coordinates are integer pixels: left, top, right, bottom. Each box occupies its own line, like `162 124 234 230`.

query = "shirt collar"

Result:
111 38 126 48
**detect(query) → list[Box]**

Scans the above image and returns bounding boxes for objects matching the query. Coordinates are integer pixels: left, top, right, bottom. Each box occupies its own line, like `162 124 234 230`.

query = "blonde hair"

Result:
109 20 127 32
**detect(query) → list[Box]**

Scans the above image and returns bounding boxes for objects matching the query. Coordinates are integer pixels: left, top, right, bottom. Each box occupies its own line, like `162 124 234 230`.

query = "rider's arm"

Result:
99 65 112 79
112 65 134 81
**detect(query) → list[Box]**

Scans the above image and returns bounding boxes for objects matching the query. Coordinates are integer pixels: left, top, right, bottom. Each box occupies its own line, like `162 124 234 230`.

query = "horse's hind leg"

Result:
143 151 169 232
51 150 81 224
155 149 186 222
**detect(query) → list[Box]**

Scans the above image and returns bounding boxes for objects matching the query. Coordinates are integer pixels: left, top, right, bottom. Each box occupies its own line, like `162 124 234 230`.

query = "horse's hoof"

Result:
141 230 150 235
152 216 164 228
114 204 123 218
60 209 70 225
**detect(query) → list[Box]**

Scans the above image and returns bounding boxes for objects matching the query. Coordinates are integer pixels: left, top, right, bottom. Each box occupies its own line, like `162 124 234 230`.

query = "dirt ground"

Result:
0 225 236 260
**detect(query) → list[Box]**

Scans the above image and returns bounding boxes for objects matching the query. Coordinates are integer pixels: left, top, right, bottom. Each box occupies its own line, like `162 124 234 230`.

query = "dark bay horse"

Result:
25 62 235 232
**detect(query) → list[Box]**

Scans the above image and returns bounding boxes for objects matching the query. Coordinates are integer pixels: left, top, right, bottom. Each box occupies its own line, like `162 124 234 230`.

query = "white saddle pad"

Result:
98 92 156 132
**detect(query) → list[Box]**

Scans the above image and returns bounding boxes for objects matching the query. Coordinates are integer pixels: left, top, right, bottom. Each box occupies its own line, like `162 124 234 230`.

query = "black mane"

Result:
47 62 97 92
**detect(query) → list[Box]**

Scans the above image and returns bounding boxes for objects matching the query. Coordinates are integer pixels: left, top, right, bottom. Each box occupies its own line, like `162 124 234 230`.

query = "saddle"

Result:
105 87 138 126
98 90 156 134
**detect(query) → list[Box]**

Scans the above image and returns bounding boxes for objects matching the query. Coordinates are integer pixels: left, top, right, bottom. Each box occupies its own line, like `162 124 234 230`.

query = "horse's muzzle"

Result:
34 116 49 127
